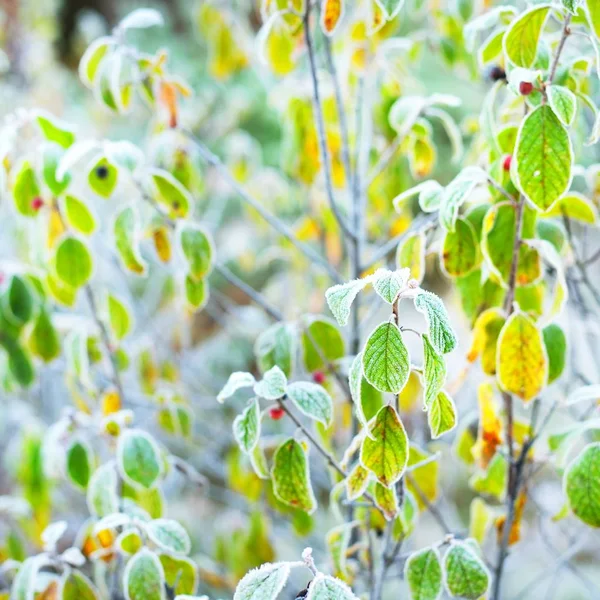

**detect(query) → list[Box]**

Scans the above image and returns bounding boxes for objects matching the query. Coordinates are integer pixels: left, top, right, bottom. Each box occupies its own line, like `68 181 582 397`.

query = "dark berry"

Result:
31 197 44 211
519 81 534 95
95 165 109 179
312 371 326 384
488 65 506 82
503 155 512 172
269 407 285 420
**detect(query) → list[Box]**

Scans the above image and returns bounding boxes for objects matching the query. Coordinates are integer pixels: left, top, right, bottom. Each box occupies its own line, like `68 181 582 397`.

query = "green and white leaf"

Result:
254 322 295 377
348 352 373 436
254 365 287 400
218 372 256 403
233 562 291 600
422 334 446 408
547 85 577 127
362 322 410 394
564 442 600 527
107 293 132 341
371 268 409 304
515 104 573 212
443 541 490 600
117 429 163 490
54 235 93 289
179 224 214 279
414 291 457 354
87 462 119 517
287 381 333 427
233 398 261 453
392 180 444 214
428 391 457 439
404 547 443 600
306 574 359 600
123 548 165 600
325 278 369 326
503 4 551 67
146 519 192 555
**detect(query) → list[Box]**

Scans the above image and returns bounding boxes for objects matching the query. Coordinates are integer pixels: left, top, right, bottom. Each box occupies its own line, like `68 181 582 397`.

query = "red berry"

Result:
503 155 512 171
31 197 44 211
519 81 534 95
312 371 326 384
269 407 285 421
0 272 4 285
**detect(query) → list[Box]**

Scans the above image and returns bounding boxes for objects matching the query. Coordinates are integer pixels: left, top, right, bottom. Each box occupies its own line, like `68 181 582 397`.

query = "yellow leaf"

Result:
102 390 121 416
321 0 345 35
152 225 172 262
468 308 506 375
497 310 548 402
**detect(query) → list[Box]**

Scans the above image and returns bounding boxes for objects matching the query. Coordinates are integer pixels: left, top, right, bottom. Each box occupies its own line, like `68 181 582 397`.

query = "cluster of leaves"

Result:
3 0 600 599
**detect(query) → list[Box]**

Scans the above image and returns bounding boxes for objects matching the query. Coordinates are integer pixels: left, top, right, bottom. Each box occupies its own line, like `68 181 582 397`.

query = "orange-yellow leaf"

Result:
471 383 503 468
321 0 344 36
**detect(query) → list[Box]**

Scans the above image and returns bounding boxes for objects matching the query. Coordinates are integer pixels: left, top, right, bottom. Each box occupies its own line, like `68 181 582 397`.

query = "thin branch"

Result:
548 14 572 85
183 129 343 283
303 3 356 241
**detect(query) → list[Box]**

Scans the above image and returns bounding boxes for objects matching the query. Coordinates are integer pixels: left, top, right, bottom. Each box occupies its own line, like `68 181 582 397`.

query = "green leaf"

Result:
547 85 577 127
117 429 163 490
503 4 551 67
184 275 209 310
585 0 600 40
428 391 457 439
271 438 316 513
87 462 119 517
150 169 191 219
10 555 44 600
404 547 443 600
4 274 34 325
444 541 490 599
441 217 480 277
374 481 399 520
360 405 408 487
349 352 371 433
29 308 60 362
541 192 598 223
469 453 507 500
543 323 567 384
515 104 573 212
79 36 113 87
61 570 100 600
233 398 261 453
565 442 600 527
4 339 34 387
146 519 191 555
42 143 71 196
287 381 333 427
362 322 410 394
66 439 93 489
325 278 368 326
54 235 93 288
35 111 75 149
439 168 485 231
218 372 256 402
414 291 457 354
393 180 444 214
302 317 345 372
422 335 446 408
180 225 214 279
346 463 370 500
12 160 41 217
306 574 359 600
371 268 408 304
114 206 148 275
123 548 165 600
233 562 291 600
254 322 295 377
108 293 132 341
63 195 96 235
159 553 198 595
562 0 580 15
254 365 287 400
88 156 118 198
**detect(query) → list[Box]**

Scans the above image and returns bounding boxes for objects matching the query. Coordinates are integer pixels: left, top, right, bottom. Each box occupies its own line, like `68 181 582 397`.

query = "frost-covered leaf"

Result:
61 570 100 600
159 554 198 596
118 8 164 30
371 268 409 304
123 548 165 600
150 169 190 219
404 547 443 600
565 442 600 527
117 429 163 490
515 104 573 212
54 235 93 288
306 574 359 600
184 276 209 310
374 481 399 520
35 111 76 149
414 291 457 354
108 293 132 341
439 168 486 231
287 382 333 427
87 462 119 517
362 322 410 394
497 310 547 402
443 541 490 600
422 335 446 408
547 85 577 127
254 365 287 400
396 232 425 284
254 322 295 377
88 156 118 197
146 519 191 555
66 439 93 490
428 391 457 439
541 192 598 223
233 398 261 453
179 225 214 279
218 372 256 403
393 180 444 214
360 405 408 487
346 463 370 500
63 195 96 235
272 438 316 513
562 0 580 14
114 206 148 275
325 279 368 326
503 4 551 67
349 352 371 433
233 562 291 600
